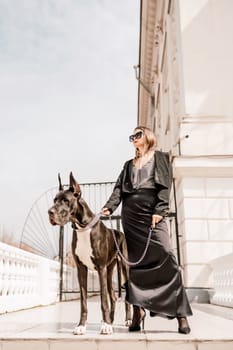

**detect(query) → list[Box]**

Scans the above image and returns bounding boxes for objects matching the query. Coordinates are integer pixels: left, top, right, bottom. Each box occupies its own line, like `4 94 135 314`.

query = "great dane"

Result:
48 172 131 334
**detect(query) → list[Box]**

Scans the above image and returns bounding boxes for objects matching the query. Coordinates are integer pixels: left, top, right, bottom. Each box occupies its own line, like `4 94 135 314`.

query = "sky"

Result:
0 0 140 242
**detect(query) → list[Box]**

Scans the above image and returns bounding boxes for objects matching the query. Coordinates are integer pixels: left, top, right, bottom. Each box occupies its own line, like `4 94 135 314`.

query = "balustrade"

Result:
0 242 76 313
210 253 233 308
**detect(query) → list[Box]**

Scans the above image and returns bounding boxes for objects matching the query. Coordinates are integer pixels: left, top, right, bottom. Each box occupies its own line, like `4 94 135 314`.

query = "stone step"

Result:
0 296 233 350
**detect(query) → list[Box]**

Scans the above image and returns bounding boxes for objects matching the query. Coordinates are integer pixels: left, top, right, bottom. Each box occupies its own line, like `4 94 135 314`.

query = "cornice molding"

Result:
138 0 170 126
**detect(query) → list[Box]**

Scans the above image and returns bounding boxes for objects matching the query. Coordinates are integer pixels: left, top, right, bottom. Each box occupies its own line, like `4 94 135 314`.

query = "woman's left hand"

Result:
151 214 163 228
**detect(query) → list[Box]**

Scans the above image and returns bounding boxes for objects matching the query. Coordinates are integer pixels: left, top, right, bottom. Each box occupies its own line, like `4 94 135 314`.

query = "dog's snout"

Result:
48 208 55 216
48 207 57 225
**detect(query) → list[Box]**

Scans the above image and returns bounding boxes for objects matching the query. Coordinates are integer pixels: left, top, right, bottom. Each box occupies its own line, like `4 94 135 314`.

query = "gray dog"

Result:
48 172 131 334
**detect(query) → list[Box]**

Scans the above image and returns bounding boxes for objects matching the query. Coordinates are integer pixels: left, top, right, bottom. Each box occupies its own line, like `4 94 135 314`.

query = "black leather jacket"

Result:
104 151 173 217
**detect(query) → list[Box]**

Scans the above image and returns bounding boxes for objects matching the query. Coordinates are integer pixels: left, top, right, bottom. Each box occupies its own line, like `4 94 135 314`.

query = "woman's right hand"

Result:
101 207 111 216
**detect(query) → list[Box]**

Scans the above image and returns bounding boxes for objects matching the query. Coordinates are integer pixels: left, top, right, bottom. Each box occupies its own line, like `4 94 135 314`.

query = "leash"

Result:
73 212 153 266
108 215 153 267
72 213 101 232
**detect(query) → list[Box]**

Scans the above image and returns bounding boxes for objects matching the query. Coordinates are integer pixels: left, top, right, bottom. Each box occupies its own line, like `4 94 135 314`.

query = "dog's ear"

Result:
58 173 63 191
69 172 81 198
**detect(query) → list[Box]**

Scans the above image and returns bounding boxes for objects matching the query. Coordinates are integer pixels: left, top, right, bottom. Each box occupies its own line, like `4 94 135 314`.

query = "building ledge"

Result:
180 114 233 124
173 155 233 177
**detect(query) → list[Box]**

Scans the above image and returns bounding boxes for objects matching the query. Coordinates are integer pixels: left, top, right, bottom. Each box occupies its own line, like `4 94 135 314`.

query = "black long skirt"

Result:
121 189 192 318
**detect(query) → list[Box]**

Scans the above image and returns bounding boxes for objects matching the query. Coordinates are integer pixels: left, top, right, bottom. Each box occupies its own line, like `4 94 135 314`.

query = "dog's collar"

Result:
72 213 101 232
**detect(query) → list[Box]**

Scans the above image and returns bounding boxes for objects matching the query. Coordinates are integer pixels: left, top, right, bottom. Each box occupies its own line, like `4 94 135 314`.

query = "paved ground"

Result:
0 295 233 350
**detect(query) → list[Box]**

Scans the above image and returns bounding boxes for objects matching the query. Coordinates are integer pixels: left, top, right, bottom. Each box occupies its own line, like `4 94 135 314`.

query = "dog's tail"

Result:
116 237 129 299
116 258 122 298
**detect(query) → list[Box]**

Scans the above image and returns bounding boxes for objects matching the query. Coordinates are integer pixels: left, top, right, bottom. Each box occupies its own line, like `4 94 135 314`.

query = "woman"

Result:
102 126 192 334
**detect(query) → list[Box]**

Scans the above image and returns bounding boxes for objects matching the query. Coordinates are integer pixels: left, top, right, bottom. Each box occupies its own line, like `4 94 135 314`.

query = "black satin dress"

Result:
121 159 192 318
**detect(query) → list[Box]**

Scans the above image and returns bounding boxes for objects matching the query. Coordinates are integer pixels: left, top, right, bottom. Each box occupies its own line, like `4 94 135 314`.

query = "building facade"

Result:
137 0 233 303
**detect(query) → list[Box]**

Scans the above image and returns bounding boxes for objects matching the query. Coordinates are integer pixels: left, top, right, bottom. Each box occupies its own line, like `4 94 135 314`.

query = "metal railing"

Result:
58 181 180 300
17 179 180 300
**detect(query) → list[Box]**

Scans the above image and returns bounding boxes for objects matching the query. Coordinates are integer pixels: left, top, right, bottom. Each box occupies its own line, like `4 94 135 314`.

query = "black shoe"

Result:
129 306 146 332
178 326 191 334
177 317 191 334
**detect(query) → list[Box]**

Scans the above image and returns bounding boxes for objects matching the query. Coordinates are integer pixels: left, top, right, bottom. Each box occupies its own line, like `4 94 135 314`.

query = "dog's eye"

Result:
63 199 69 205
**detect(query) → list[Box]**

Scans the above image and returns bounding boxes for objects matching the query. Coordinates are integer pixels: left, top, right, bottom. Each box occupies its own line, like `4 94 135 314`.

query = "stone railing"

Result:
210 253 233 308
0 242 77 314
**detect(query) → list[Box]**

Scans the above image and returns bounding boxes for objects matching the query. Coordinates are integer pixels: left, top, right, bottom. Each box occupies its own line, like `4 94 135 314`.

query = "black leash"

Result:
73 212 153 266
109 215 153 266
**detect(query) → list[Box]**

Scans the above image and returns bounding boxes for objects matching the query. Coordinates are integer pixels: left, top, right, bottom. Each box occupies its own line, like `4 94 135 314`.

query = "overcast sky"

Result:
0 0 140 241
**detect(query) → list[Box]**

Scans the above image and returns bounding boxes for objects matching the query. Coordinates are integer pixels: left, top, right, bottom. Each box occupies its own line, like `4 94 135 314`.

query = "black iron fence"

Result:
59 181 180 300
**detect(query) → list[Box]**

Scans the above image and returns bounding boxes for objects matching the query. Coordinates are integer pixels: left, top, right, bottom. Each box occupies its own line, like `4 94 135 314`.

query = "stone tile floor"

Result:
0 295 233 350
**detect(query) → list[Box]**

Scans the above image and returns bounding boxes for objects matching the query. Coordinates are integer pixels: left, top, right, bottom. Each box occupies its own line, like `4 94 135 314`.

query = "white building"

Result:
137 0 233 304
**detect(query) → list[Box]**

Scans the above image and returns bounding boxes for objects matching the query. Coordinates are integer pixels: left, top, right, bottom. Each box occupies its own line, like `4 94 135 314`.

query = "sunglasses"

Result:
129 130 144 142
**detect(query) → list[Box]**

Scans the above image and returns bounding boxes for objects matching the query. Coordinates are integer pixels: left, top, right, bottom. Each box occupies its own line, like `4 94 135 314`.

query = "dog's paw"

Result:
125 319 132 327
73 324 86 335
100 321 113 335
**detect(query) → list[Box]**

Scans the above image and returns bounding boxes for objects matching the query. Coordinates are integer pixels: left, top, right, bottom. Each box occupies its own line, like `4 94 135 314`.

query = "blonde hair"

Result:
134 126 157 159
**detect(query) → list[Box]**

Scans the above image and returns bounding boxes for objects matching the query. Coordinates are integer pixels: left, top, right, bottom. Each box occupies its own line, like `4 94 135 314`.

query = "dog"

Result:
48 172 131 334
